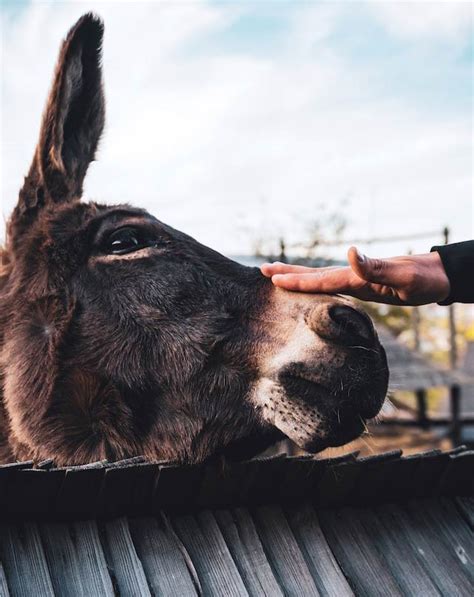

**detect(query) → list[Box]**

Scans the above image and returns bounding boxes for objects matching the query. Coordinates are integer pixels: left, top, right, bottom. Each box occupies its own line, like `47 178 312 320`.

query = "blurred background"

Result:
1 0 473 455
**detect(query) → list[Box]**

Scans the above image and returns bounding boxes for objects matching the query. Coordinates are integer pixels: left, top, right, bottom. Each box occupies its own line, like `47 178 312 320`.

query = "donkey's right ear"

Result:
16 13 105 220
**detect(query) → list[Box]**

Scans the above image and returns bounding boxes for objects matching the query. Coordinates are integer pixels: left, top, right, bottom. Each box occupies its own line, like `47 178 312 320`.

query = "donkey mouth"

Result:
278 367 381 418
279 371 328 402
273 361 386 453
303 417 367 452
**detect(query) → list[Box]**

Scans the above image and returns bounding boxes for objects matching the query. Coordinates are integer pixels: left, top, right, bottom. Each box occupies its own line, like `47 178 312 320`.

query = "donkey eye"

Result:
105 227 148 255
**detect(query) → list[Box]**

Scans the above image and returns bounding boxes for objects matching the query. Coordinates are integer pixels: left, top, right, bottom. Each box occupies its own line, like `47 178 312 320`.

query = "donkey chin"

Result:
251 290 388 453
0 13 388 466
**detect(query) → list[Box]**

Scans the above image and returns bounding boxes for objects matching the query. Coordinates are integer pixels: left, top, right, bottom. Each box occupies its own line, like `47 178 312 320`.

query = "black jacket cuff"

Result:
431 241 474 305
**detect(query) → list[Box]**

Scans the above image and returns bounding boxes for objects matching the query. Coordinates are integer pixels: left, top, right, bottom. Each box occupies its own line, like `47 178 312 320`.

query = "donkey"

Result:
0 14 388 466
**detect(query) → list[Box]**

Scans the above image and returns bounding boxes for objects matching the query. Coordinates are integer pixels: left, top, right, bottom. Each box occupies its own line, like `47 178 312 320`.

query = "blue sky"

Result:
1 1 473 257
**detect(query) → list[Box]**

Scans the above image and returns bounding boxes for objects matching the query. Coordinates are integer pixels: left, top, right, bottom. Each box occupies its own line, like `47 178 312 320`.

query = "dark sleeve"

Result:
430 241 474 305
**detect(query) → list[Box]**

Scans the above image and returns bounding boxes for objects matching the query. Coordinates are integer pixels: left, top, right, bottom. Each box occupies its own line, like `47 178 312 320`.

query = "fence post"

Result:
415 389 429 430
449 384 461 446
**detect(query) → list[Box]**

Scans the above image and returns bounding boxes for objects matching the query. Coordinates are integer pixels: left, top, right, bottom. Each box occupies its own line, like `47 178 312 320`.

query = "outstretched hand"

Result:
261 247 450 306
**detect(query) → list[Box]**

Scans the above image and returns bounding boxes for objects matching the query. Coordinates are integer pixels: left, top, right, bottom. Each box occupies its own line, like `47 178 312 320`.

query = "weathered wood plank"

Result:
285 503 353 597
97 461 158 518
102 517 151 597
318 508 404 596
128 463 160 515
215 508 283 597
456 496 474 530
433 498 474 574
253 504 319 596
128 516 198 597
351 451 404 505
172 510 248 596
43 518 147 597
55 464 105 519
40 522 90 597
0 562 10 597
0 463 34 514
154 465 203 510
355 506 442 596
377 501 473 596
405 499 474 586
439 451 474 496
7 470 65 518
70 521 115 596
0 522 54 597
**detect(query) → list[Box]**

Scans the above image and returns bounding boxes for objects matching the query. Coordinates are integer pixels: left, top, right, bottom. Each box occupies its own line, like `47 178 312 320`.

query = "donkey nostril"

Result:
328 305 375 346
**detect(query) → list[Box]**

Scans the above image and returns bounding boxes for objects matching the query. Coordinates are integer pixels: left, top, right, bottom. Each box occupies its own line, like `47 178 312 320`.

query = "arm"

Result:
261 246 454 306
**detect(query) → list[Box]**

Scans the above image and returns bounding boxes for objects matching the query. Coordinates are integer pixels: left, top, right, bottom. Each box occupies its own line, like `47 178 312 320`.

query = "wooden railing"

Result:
379 385 474 446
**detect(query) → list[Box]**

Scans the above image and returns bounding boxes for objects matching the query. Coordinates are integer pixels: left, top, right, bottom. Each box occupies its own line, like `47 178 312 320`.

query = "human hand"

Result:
261 247 450 306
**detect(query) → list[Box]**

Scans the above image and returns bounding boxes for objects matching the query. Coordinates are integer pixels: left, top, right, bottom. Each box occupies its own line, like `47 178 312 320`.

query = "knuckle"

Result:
371 258 385 276
296 278 308 291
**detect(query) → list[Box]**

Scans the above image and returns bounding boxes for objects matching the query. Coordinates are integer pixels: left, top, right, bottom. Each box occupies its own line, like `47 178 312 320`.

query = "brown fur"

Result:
0 14 388 466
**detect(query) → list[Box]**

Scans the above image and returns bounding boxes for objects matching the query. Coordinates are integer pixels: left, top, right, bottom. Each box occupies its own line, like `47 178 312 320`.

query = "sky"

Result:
1 0 473 259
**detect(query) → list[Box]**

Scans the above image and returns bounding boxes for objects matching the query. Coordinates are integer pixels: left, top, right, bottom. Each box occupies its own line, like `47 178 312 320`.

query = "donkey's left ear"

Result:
17 13 105 216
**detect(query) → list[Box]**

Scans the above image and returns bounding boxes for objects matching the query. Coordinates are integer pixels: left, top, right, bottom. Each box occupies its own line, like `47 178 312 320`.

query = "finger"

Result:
261 262 343 277
348 246 411 288
271 269 356 293
261 262 317 277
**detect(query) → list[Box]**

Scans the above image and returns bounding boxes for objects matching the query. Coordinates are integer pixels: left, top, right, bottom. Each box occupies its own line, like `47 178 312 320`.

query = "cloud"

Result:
369 1 472 42
1 1 472 259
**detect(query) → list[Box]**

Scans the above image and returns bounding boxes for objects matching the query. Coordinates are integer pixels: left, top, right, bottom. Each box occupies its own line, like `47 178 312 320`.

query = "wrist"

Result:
426 251 450 303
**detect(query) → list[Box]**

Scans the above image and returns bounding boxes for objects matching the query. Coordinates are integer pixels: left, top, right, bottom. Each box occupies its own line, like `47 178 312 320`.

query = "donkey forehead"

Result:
41 202 157 241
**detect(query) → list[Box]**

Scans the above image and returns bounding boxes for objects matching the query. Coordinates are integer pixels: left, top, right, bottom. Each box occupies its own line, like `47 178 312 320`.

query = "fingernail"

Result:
355 249 365 263
272 274 282 282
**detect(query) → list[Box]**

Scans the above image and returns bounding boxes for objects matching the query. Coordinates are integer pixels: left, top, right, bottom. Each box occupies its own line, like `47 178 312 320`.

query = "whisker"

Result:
359 436 375 454
359 415 370 436
350 345 379 355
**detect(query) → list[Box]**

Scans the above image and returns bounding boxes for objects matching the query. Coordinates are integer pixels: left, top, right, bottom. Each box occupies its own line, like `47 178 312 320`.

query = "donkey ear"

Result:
17 13 105 217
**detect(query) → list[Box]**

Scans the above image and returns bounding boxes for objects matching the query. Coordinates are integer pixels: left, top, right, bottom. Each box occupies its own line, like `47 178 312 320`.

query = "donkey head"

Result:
0 14 388 465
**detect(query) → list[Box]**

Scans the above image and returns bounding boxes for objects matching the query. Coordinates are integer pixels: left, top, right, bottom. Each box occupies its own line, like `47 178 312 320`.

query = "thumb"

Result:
347 246 407 287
